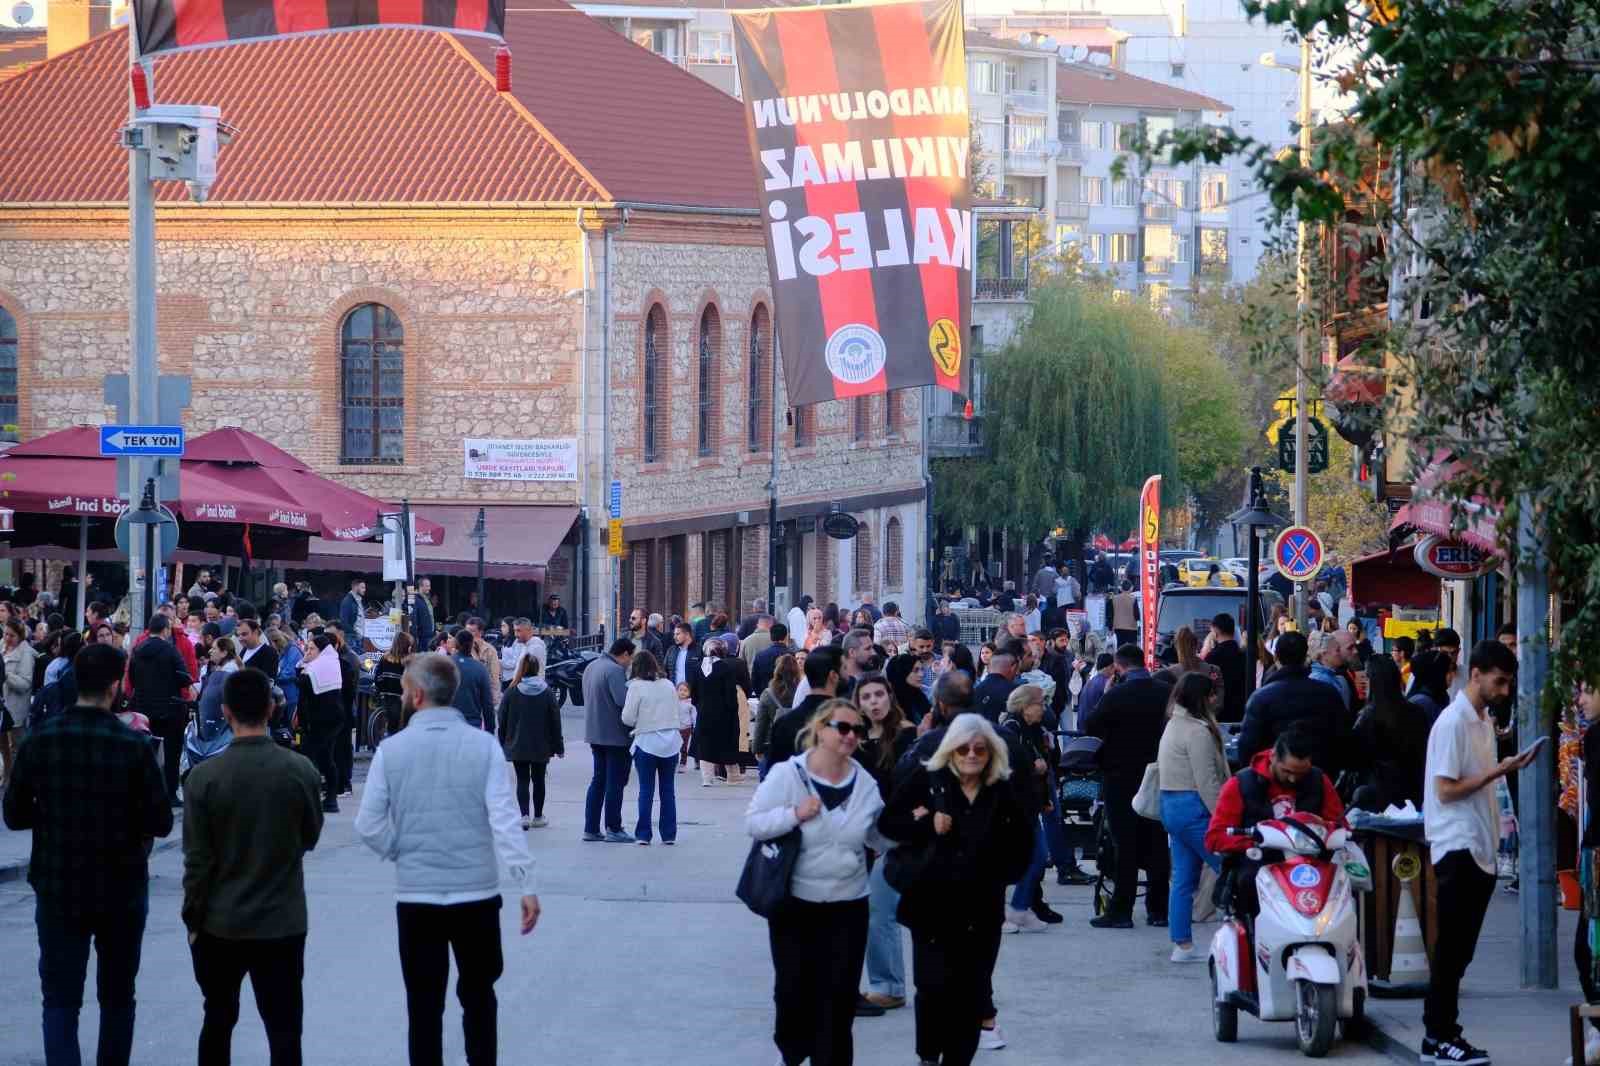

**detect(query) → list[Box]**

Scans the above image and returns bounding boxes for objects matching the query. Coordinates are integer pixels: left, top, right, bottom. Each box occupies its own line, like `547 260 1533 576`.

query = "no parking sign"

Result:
1272 525 1324 584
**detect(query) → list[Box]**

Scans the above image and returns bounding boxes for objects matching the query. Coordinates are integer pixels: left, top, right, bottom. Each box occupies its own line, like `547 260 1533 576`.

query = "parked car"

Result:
1152 586 1272 662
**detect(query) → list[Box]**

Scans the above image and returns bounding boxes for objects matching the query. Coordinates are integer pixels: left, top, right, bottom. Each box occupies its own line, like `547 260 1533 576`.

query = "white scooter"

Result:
1209 812 1375 1058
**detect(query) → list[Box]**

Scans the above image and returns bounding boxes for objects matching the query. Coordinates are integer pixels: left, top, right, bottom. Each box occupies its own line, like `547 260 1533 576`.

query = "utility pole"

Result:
127 33 156 629
1291 28 1313 631
1516 509 1558 988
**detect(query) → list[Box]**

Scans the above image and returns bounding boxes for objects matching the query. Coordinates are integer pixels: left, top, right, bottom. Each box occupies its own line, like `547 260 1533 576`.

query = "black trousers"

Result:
1423 850 1496 1040
304 719 340 806
1578 908 1600 1032
1114 629 1138 652
396 897 504 1066
512 761 547 819
912 923 1002 1066
333 708 354 792
767 898 868 1066
190 931 305 1066
154 714 186 801
1103 774 1169 919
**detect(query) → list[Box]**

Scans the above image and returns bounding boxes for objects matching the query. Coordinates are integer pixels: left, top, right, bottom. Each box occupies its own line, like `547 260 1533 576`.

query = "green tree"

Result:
1156 0 1600 693
934 282 1186 546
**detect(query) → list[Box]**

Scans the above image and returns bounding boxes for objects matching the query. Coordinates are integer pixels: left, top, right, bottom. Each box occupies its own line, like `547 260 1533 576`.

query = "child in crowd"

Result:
676 681 697 774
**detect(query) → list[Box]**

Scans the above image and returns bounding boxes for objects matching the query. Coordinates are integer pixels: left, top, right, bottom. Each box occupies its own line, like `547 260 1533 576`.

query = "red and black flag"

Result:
732 0 971 408
131 0 505 57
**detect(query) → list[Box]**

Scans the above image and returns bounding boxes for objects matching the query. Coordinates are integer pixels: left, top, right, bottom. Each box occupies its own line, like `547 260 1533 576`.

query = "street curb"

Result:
1363 1016 1420 1064
0 836 182 886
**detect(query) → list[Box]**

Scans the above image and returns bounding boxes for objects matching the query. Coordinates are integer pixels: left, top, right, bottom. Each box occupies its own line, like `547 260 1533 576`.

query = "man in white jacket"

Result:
355 653 539 1066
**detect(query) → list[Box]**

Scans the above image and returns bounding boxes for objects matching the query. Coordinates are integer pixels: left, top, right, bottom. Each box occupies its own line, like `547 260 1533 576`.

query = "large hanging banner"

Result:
731 0 972 407
1139 475 1162 668
131 0 505 57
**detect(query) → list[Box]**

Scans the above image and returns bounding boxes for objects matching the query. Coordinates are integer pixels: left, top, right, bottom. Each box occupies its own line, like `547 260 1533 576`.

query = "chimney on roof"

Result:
47 0 108 58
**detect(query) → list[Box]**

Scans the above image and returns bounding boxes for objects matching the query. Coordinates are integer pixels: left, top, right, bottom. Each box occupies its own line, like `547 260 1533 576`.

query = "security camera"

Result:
185 180 210 204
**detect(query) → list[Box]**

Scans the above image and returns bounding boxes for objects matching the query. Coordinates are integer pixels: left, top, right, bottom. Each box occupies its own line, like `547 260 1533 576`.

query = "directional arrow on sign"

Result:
99 424 185 457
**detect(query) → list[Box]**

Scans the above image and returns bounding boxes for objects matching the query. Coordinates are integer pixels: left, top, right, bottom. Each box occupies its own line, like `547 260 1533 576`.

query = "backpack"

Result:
28 666 75 730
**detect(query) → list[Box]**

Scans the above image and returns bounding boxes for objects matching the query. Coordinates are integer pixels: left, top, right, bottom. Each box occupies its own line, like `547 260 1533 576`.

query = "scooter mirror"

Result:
1246 846 1263 861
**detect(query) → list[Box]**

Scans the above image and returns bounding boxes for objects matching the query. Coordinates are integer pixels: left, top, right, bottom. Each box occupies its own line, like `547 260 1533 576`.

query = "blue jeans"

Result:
1008 816 1050 911
584 744 632 835
632 749 677 843
865 858 905 997
1161 790 1220 945
36 891 149 1066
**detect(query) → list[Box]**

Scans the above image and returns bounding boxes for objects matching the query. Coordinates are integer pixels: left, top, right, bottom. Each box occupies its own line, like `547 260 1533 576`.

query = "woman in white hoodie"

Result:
621 651 682 845
746 697 888 1066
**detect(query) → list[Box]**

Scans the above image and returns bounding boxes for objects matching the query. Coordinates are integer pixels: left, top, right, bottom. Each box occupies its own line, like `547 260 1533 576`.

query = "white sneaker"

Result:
978 1024 1007 1050
1004 907 1045 932
1001 918 1021 934
700 778 717 787
1565 1027 1600 1066
520 816 531 830
1170 944 1205 964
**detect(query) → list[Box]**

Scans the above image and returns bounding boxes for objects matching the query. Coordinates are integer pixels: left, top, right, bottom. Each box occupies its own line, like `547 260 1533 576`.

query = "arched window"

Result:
0 305 17 441
747 305 769 452
853 518 873 593
339 303 404 464
697 306 721 456
884 516 903 590
643 305 665 463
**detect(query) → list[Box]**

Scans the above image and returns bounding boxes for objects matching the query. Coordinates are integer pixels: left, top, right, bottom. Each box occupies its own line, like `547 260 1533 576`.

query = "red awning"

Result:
1349 547 1440 610
1389 450 1500 553
293 504 578 582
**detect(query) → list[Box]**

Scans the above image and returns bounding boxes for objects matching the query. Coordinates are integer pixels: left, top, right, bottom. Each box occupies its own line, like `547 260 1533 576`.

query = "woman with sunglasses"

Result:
879 714 1033 1066
854 674 917 1011
745 698 889 1066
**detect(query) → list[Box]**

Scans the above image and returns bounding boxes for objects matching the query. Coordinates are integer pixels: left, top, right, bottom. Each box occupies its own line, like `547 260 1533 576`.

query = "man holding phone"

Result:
1420 639 1540 1066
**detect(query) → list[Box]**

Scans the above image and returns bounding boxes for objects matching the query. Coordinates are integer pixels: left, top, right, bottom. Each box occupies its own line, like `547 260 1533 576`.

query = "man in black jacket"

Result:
662 620 703 700
1235 630 1352 777
1085 644 1171 928
4 642 173 1066
236 617 279 684
972 651 1018 723
749 623 793 697
129 613 194 806
1203 612 1248 723
762 645 842 775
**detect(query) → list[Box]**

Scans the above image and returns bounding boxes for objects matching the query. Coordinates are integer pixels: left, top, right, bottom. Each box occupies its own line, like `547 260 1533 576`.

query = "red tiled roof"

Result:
1057 61 1230 113
0 26 603 204
458 0 756 209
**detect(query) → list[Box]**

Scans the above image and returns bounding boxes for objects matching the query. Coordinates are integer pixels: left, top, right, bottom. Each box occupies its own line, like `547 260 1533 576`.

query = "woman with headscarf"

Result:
690 637 750 786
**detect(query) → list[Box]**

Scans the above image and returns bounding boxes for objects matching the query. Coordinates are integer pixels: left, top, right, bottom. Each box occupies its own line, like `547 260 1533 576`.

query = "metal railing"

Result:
976 276 1029 300
1141 201 1176 221
1005 147 1050 172
1055 200 1090 220
1143 256 1174 276
1005 89 1048 112
1056 142 1085 163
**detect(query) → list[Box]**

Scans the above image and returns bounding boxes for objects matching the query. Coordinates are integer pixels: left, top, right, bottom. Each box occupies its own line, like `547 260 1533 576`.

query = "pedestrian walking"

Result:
182 667 323 1066
0 617 36 786
1202 612 1248 723
998 683 1064 932
127 612 194 806
621 650 680 845
354 653 540 1066
1571 681 1600 1066
581 638 635 843
1351 656 1429 812
297 635 346 814
1085 644 1172 929
854 674 915 1012
496 652 563 829
1234 631 1352 777
450 629 497 732
1155 671 1229 963
879 713 1033 1066
765 645 844 774
746 698 888 1066
691 637 751 786
754 653 801 760
1420 639 1533 1066
2 642 173 1066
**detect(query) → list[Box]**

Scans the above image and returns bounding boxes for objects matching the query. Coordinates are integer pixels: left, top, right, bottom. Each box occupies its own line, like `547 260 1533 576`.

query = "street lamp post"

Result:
469 507 487 619
1228 466 1286 699
1261 38 1315 630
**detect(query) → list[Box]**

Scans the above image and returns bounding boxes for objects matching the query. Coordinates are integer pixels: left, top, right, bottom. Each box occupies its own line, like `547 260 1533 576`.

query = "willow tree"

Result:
934 282 1182 549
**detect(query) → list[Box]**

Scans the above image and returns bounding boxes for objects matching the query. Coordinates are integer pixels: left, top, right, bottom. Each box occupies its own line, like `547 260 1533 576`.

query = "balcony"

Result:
1056 141 1085 164
1005 89 1048 113
1197 257 1231 282
1055 200 1090 220
1004 147 1050 174
1199 199 1229 218
1141 201 1176 221
1142 256 1173 277
976 276 1029 301
927 412 986 457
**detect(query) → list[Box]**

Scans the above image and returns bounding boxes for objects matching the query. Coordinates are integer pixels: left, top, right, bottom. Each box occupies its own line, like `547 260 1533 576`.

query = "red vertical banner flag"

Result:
731 0 972 407
1139 475 1162 668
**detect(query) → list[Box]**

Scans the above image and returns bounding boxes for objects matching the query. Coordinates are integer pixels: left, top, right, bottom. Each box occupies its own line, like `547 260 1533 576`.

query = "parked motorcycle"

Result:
545 646 599 711
1209 812 1374 1058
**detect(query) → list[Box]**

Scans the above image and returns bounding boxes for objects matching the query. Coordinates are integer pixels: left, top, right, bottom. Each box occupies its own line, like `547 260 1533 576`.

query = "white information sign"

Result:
463 438 578 482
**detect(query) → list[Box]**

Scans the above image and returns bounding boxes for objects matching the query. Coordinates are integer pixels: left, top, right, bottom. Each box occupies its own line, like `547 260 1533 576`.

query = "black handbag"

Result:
736 763 815 918
883 775 950 895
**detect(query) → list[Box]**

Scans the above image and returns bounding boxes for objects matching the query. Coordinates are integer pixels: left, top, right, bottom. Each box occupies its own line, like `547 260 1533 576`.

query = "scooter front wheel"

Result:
1294 980 1337 1058
1212 965 1238 1043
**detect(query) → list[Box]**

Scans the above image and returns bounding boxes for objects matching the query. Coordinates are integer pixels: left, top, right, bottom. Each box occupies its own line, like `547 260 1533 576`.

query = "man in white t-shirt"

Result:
1420 639 1535 1066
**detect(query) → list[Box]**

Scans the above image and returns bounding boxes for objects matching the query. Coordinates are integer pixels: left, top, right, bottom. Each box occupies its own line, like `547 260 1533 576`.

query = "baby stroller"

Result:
1056 733 1102 870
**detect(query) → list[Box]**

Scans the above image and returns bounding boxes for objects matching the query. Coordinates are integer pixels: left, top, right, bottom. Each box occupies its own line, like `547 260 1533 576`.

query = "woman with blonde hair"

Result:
746 697 888 1066
1173 625 1220 685
879 714 1033 1065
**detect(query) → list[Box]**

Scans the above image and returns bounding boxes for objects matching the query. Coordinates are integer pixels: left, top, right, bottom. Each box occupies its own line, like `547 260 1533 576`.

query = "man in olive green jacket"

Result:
182 667 323 1066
